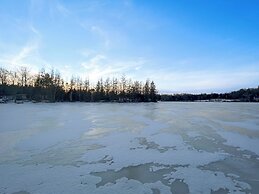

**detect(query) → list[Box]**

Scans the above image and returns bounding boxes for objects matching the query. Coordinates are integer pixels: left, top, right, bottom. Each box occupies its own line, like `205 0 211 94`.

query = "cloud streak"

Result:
56 2 71 17
0 39 49 74
90 25 111 48
80 54 146 82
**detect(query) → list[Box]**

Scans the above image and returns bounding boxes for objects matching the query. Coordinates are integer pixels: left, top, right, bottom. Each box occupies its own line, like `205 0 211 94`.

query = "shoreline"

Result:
1 100 259 104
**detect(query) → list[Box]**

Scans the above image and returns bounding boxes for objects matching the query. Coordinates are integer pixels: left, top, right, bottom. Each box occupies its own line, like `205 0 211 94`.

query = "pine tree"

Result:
150 81 157 102
143 79 150 102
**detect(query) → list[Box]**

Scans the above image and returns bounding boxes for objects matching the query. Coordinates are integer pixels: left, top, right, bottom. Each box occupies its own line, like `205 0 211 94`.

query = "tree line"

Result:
158 87 259 102
1 66 258 103
0 66 157 102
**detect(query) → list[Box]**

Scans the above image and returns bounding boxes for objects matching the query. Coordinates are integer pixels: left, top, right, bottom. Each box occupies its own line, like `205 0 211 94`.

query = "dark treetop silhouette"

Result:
1 66 258 103
0 67 157 102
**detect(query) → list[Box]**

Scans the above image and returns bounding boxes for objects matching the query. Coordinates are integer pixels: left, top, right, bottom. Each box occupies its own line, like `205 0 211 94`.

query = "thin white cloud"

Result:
29 0 45 16
0 39 49 74
90 25 111 48
56 2 71 17
0 19 51 74
80 54 146 82
80 19 125 50
0 42 36 66
29 24 41 36
79 48 96 58
11 42 38 65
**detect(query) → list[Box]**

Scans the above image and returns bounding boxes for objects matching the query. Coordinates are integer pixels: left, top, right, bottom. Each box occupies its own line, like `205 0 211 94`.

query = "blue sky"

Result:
0 0 259 93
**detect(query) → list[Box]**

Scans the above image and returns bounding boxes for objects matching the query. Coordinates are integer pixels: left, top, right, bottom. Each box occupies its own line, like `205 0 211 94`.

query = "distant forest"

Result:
0 67 157 102
159 87 259 102
1 66 259 103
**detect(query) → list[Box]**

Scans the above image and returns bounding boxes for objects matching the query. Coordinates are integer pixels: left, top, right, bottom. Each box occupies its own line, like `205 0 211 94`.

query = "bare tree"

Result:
18 66 30 86
104 78 110 95
0 67 9 85
84 78 90 92
120 75 127 94
112 78 118 95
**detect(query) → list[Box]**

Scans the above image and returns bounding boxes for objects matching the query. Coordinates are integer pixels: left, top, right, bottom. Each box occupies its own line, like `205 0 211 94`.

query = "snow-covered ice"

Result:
0 102 259 194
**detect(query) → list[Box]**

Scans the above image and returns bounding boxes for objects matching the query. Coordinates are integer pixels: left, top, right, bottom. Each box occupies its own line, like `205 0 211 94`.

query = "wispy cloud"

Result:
29 24 41 36
56 2 71 17
90 25 111 48
0 40 49 74
0 20 47 73
80 54 146 82
29 0 45 16
80 21 115 50
79 48 96 58
11 42 38 65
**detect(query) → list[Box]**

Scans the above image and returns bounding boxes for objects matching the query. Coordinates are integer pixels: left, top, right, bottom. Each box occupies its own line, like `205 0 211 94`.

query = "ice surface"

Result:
164 166 251 194
0 102 259 194
218 131 259 155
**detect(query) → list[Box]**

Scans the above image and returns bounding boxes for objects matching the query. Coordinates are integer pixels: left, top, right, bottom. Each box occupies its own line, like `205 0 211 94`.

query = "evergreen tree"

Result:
143 79 150 102
150 81 157 102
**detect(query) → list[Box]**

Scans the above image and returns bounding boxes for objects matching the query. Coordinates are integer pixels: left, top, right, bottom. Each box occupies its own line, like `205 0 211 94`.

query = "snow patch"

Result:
164 167 251 194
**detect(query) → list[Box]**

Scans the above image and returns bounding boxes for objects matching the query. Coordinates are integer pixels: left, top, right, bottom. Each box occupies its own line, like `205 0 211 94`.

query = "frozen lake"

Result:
0 102 259 194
